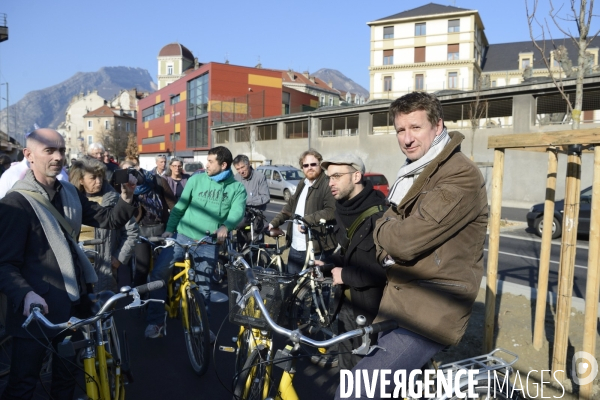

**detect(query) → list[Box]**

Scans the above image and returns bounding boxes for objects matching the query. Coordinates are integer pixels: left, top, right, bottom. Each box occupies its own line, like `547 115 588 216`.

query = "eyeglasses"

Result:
328 172 355 181
302 162 319 168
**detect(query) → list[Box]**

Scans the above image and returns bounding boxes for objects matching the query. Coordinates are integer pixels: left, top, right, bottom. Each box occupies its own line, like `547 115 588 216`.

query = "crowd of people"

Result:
0 92 488 400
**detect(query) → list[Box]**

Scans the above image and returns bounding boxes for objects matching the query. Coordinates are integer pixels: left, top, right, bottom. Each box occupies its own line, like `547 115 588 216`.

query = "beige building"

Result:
281 70 342 107
109 88 149 118
368 3 600 101
60 90 106 159
83 105 136 159
157 42 196 90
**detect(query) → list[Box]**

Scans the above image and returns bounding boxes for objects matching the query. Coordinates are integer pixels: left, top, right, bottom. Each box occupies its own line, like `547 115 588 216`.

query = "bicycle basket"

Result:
226 266 295 330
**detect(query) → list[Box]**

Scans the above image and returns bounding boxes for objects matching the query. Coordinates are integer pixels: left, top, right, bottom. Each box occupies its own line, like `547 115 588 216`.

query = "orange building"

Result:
137 46 318 165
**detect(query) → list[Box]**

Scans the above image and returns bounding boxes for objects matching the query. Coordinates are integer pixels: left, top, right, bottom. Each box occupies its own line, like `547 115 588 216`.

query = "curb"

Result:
481 277 598 317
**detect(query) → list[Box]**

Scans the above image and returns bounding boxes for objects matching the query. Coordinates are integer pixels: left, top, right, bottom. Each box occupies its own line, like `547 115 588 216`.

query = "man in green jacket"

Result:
334 92 488 399
145 146 246 339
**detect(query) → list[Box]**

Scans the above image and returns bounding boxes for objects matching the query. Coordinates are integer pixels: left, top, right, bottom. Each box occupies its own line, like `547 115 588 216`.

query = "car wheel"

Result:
283 189 291 202
534 216 562 239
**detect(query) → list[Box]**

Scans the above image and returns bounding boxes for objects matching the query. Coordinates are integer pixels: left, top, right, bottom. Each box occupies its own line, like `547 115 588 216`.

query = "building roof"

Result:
281 70 340 95
83 104 135 120
482 37 600 72
158 42 194 60
372 2 474 22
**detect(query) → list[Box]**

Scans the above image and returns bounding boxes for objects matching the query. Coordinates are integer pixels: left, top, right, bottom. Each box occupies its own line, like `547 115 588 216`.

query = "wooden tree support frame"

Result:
486 128 600 400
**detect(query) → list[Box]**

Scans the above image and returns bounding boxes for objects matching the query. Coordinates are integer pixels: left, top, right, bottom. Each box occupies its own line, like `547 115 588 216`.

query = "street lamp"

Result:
169 93 179 157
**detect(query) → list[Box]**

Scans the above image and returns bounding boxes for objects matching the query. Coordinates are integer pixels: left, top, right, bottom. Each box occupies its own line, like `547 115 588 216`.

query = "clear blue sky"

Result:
0 0 587 105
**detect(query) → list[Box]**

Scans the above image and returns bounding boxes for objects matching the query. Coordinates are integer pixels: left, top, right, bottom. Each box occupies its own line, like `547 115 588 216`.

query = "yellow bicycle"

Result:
152 234 215 376
23 281 164 400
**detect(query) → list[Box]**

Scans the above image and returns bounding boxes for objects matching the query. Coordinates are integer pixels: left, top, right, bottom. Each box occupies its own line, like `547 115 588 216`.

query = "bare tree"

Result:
125 133 138 161
468 76 488 160
100 126 129 162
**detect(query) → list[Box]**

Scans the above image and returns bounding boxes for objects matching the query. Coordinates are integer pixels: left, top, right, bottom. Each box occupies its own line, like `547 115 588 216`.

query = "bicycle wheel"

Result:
232 348 270 400
182 288 210 376
0 332 11 377
212 257 226 283
105 317 126 398
289 277 336 334
235 328 252 376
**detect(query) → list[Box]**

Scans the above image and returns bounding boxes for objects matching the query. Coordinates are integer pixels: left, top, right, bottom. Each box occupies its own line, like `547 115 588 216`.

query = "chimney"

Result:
328 80 333 88
255 63 262 69
194 57 199 69
309 76 316 83
302 70 310 78
287 71 295 81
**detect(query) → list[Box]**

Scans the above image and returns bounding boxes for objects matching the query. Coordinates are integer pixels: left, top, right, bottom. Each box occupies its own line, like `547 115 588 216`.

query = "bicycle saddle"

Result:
266 227 285 238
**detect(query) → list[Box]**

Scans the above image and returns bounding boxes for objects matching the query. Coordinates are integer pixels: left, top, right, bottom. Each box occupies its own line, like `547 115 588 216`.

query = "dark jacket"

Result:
270 171 336 253
328 180 387 321
0 179 136 338
373 132 488 346
165 174 190 202
135 173 176 227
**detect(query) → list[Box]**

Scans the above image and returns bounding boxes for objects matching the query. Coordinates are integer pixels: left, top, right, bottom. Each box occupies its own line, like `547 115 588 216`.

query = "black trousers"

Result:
133 224 165 287
1 330 84 400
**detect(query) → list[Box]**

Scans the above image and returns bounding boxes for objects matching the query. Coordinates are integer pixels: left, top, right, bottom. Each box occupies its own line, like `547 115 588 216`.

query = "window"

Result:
383 49 393 65
186 117 208 148
384 76 392 92
448 72 458 89
234 127 250 142
87 121 93 130
104 120 109 130
257 124 277 140
415 23 426 36
320 115 359 137
134 123 137 132
262 169 271 180
187 73 209 118
371 112 393 135
142 102 165 122
170 94 180 105
522 58 531 69
383 26 394 39
492 81 497 87
448 19 460 32
142 136 165 145
553 58 561 68
447 44 459 61
320 96 325 106
126 122 130 132
167 64 173 75
87 135 93 144
286 120 308 139
273 171 281 181
414 47 425 63
329 97 334 106
215 130 229 144
415 74 424 90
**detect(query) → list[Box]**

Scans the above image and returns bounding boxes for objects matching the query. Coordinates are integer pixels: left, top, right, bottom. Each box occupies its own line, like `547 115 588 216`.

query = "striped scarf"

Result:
387 127 450 207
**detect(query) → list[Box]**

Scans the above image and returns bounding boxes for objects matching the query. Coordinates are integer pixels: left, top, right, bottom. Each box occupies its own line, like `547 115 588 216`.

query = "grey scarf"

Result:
9 170 97 301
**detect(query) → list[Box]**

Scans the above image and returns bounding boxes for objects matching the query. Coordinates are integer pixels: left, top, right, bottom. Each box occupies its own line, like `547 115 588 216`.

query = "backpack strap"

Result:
346 205 384 242
15 189 77 240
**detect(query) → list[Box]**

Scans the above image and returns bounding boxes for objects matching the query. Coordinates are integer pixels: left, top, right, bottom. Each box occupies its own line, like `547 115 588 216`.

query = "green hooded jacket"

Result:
166 171 247 239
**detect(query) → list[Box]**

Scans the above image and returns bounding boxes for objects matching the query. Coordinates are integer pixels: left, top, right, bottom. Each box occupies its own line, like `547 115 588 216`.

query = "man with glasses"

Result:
317 154 387 370
269 149 336 274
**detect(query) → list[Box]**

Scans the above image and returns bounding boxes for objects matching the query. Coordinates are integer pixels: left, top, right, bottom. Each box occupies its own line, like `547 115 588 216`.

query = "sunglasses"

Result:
302 162 319 168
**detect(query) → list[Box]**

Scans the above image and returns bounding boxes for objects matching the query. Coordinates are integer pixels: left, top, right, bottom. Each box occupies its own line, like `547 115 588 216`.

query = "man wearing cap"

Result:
268 149 336 274
318 154 387 370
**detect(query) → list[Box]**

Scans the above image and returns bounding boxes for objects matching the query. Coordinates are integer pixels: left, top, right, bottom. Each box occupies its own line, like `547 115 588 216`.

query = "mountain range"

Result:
0 66 368 143
312 68 369 99
0 67 156 138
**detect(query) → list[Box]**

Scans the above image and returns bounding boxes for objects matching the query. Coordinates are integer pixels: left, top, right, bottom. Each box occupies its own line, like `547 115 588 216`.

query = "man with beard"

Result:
145 146 246 340
269 149 336 274
317 154 387 370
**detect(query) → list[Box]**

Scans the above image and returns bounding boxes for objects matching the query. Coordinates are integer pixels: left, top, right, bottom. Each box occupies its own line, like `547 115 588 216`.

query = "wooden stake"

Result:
552 150 582 382
533 148 558 350
484 148 504 353
579 146 600 400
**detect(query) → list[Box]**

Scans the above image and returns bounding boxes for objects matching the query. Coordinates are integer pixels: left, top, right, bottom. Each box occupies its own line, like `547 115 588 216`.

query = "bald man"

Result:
0 129 138 400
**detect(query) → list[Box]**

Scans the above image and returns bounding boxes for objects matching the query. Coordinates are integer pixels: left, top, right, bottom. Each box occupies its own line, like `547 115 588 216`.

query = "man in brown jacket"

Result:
269 149 336 274
334 92 488 399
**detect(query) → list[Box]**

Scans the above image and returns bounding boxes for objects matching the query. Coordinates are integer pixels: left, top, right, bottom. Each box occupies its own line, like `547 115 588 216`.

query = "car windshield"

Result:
581 186 592 198
282 170 304 181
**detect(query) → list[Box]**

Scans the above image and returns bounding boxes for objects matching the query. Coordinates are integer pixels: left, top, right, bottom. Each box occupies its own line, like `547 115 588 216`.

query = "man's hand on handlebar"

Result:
215 225 228 243
23 291 48 317
162 231 174 238
331 267 344 285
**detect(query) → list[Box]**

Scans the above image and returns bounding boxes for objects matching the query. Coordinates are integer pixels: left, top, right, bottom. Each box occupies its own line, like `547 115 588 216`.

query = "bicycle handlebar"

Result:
230 256 397 352
79 238 104 246
22 281 165 330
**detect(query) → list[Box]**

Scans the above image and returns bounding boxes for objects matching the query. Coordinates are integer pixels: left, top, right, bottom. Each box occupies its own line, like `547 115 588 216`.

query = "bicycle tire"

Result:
235 329 252 377
289 277 336 333
105 317 126 398
232 348 270 400
0 333 11 377
182 288 210 376
212 257 226 283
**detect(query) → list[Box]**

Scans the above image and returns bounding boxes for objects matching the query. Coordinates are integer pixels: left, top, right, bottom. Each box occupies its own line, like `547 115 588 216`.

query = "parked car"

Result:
364 173 389 196
526 186 592 239
256 165 305 202
183 162 204 175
